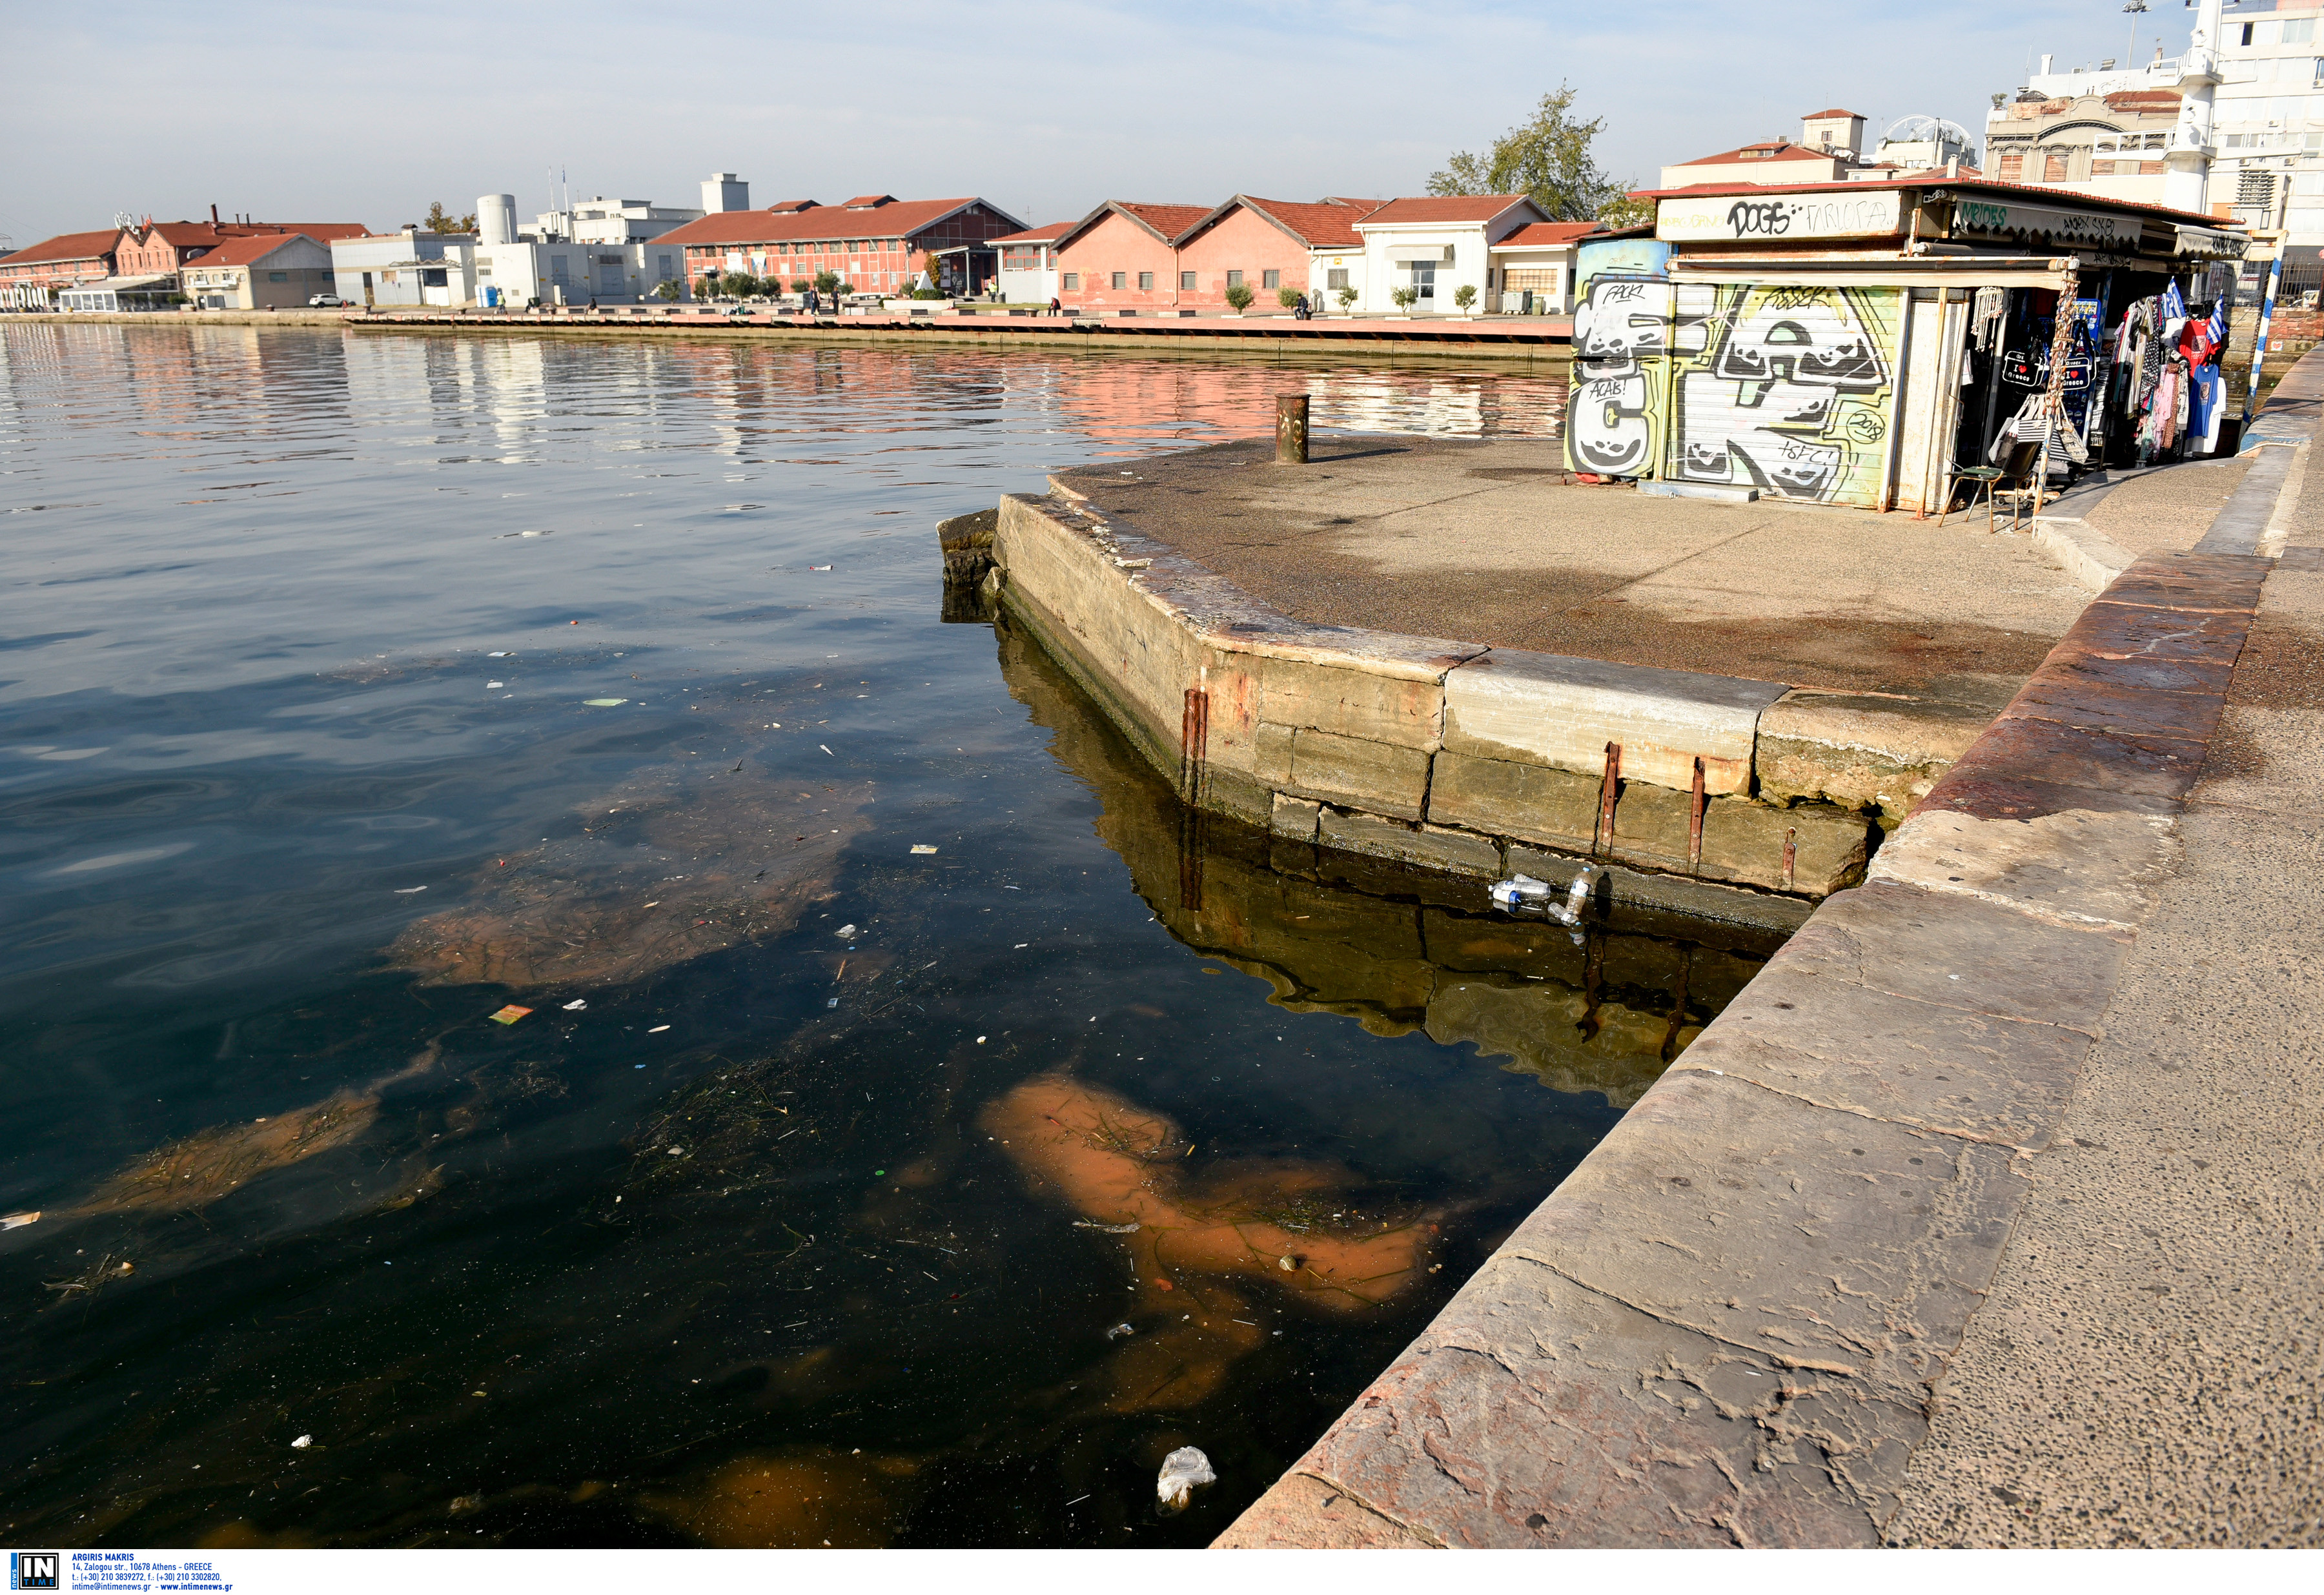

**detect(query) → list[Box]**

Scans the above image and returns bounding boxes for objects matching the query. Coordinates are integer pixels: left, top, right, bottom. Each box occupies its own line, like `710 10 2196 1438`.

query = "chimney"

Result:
211 204 220 225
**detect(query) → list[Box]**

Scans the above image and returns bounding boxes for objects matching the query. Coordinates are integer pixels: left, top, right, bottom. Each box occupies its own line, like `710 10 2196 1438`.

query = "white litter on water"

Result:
1 1211 39 1231
584 698 628 707
563 999 587 1011
648 1025 670 1033
392 886 428 895
290 1434 313 1449
486 680 504 689
1073 1221 1139 1234
910 844 938 855
1156 1447 1216 1512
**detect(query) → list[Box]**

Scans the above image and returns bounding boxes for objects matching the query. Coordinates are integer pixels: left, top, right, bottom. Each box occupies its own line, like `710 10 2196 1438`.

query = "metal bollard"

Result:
1276 394 1309 463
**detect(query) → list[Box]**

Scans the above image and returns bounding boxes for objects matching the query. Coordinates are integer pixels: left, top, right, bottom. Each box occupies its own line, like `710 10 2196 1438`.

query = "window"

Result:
1110 271 1126 289
658 254 675 280
1063 272 1079 290
1137 271 1154 289
268 270 289 282
2043 149 2070 181
1262 269 1279 289
1503 268 1558 292
1226 269 1244 287
1327 267 1349 290
1179 270 1196 290
2240 23 2255 48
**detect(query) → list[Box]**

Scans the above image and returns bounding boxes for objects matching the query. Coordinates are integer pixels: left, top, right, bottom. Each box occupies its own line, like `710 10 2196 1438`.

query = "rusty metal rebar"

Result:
1687 756 1706 874
1594 742 1622 857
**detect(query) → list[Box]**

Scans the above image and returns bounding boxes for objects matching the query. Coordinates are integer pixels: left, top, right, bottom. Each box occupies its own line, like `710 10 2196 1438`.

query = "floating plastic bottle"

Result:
1490 865 1596 926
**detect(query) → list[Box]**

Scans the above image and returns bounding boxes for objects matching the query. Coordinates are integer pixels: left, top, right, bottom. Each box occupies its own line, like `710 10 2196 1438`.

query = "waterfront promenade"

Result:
1214 350 2324 1547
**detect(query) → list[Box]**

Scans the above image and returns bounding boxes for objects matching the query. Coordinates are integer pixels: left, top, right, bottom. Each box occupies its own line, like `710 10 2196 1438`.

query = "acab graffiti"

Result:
1565 276 1671 476
1564 276 1902 507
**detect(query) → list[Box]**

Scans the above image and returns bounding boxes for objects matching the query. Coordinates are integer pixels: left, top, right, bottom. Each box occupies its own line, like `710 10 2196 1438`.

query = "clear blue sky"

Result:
0 1 2188 246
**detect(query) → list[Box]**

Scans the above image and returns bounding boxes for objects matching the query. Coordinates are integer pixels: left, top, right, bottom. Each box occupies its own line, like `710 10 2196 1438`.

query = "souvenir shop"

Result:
1956 263 2243 483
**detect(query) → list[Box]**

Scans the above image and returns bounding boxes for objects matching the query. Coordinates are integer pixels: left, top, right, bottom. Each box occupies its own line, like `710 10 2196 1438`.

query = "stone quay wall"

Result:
984 483 1976 930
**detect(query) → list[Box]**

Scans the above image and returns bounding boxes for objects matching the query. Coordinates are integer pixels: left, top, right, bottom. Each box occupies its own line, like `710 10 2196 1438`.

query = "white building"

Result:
1999 0 2324 247
1343 196 1548 314
329 230 480 307
992 222 1068 302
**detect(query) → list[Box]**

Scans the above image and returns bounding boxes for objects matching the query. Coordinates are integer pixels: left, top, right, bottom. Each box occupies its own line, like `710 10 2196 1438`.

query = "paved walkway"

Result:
1884 390 2324 1545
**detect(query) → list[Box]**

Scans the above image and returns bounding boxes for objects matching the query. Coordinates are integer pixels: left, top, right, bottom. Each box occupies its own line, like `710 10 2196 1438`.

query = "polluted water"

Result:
0 324 1774 1547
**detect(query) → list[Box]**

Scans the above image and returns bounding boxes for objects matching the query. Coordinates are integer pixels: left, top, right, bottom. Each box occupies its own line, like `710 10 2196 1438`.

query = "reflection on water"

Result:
994 617 1775 1111
0 325 1741 1550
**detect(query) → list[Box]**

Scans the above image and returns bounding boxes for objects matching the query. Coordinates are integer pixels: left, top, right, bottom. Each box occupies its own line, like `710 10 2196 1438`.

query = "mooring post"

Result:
1276 394 1310 464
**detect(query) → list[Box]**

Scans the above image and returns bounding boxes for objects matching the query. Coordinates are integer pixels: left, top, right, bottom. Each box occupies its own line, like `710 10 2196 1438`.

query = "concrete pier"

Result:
981 436 2110 928
1214 350 2324 1547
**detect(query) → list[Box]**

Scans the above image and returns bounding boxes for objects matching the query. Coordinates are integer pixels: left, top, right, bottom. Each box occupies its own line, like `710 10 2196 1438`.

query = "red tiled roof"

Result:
138 221 367 247
1356 195 1537 224
1053 201 1213 250
992 223 1072 245
767 200 821 213
1802 108 1864 119
1669 143 1842 168
186 232 329 267
653 198 1022 249
1496 221 1600 247
1 229 122 266
842 194 896 209
1218 196 1374 247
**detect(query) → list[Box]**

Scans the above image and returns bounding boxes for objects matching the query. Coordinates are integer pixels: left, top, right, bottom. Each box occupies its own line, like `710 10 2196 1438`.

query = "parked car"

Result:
308 292 344 307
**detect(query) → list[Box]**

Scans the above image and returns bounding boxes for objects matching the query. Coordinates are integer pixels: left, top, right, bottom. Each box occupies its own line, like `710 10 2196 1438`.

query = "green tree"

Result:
1276 285 1303 309
1427 84 1630 222
1389 286 1418 310
1223 281 1256 311
654 279 682 303
415 200 478 234
813 269 842 299
1336 286 1358 311
1452 283 1478 313
1596 194 1655 229
697 274 720 301
720 270 759 298
790 278 812 295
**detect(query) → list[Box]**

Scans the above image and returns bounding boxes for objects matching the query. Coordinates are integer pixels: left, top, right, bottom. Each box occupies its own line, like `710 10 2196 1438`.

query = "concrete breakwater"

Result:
977 482 1984 931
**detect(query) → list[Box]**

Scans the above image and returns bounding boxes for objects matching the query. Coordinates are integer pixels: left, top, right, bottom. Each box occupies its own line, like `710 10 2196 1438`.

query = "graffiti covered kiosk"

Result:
1567 178 2250 511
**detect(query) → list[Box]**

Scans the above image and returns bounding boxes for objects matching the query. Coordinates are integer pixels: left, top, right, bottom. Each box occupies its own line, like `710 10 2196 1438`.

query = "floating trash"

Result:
1 1211 39 1231
1073 1221 1140 1234
910 844 938 855
489 1005 532 1025
392 886 428 895
584 698 629 707
648 1025 670 1033
290 1434 313 1449
1156 1447 1215 1514
562 999 587 1011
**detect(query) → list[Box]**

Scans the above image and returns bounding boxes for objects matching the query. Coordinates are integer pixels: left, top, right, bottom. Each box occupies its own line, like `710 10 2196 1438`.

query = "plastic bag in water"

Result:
1156 1445 1216 1514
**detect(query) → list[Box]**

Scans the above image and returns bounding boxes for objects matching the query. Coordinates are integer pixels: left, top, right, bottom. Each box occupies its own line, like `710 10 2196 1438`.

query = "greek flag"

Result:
2162 279 2186 321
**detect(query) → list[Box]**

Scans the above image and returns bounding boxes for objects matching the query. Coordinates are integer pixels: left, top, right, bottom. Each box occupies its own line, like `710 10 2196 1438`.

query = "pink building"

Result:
1054 196 1377 313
